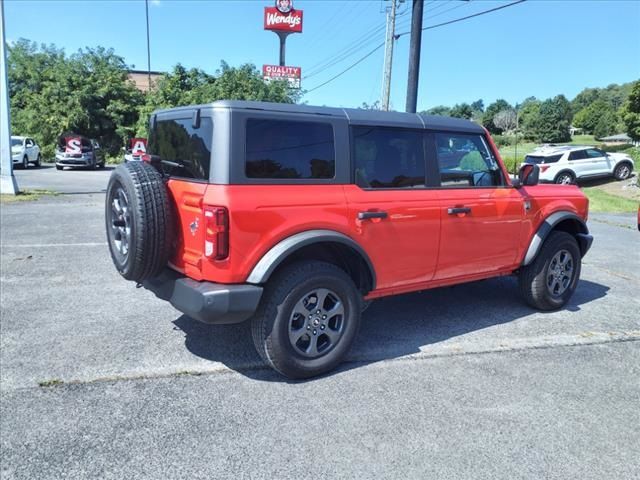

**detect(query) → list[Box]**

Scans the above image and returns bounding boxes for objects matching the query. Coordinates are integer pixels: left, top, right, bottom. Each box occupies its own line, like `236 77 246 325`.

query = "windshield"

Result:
11 138 22 147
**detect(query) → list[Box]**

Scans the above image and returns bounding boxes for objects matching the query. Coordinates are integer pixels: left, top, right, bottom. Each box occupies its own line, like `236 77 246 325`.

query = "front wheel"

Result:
35 154 41 167
518 231 581 311
22 156 28 169
251 261 362 379
56 165 63 171
614 162 632 181
554 171 575 185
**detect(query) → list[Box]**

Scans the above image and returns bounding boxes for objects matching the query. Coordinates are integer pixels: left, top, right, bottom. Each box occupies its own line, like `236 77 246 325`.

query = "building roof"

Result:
599 133 632 141
153 100 485 133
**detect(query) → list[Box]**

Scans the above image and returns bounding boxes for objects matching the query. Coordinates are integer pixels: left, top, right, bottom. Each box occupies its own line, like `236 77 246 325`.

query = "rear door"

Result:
148 111 214 280
584 147 612 175
344 126 440 291
567 149 593 177
432 131 523 280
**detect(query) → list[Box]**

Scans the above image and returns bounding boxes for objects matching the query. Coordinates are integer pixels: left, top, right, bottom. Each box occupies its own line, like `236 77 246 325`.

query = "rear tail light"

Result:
203 206 229 260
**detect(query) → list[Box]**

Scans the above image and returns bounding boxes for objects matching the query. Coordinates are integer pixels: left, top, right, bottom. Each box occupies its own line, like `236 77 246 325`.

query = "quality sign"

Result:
263 65 301 89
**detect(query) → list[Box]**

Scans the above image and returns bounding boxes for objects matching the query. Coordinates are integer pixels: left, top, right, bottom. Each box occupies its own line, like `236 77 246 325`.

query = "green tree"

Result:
526 95 572 143
594 110 619 139
136 62 298 136
8 39 142 158
482 99 512 134
449 102 474 119
620 80 640 141
572 100 615 134
423 105 451 116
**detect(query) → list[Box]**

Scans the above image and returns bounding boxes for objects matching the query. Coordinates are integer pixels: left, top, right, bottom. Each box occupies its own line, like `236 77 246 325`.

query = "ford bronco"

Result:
105 101 593 379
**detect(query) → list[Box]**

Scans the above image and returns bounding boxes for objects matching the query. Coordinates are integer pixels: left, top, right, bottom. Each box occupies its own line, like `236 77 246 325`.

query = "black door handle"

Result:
447 207 471 215
358 211 388 220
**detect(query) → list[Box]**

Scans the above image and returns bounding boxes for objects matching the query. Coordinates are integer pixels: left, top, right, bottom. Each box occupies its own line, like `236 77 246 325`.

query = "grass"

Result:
0 189 58 204
582 187 639 213
38 379 64 387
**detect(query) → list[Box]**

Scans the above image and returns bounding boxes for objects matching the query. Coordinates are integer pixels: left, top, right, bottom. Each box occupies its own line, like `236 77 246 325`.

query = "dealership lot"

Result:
1 166 639 479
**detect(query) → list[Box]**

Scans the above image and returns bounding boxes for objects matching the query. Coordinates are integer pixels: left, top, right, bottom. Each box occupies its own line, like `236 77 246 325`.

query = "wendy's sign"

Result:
264 2 303 33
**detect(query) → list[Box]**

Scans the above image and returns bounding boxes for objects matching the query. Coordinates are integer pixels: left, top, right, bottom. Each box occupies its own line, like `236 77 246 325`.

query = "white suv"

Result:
523 145 634 184
11 136 41 169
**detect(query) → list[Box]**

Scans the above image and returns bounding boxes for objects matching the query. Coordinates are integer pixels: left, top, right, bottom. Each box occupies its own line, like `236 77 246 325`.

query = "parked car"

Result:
11 136 41 169
55 133 105 170
523 145 634 184
105 101 593 379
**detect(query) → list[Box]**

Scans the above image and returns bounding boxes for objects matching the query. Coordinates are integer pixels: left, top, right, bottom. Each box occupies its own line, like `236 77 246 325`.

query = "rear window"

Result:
149 117 213 180
525 154 562 164
245 119 335 179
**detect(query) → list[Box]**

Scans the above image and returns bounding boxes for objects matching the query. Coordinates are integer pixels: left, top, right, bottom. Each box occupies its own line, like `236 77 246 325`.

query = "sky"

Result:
4 0 640 111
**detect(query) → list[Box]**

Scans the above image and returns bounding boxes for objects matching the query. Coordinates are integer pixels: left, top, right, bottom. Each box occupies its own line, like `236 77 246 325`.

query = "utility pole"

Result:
0 0 19 195
145 0 151 89
405 0 423 113
381 0 397 111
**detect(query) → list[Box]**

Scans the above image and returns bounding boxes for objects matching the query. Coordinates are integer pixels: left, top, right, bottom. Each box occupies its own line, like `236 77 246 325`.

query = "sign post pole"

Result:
0 0 19 195
277 31 289 66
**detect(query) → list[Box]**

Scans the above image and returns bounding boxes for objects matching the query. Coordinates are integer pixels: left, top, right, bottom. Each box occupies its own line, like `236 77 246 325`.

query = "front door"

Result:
344 126 440 291
584 147 612 175
432 131 523 280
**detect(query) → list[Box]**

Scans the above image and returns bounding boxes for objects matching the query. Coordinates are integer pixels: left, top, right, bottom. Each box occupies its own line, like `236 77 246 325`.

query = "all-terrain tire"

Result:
251 261 362 379
105 161 174 283
518 231 581 311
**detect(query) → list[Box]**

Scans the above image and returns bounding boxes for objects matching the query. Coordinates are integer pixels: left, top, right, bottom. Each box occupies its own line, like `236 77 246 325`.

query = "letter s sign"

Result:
65 137 82 153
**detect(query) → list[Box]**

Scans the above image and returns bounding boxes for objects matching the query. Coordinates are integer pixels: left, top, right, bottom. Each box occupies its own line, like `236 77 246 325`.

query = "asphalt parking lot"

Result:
1 166 639 479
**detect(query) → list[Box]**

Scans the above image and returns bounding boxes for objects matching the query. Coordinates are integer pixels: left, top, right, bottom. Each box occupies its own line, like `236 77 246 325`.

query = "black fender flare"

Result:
246 229 376 289
522 211 592 265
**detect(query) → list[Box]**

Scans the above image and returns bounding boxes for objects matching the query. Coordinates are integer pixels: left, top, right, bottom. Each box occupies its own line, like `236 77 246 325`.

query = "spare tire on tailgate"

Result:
105 162 174 282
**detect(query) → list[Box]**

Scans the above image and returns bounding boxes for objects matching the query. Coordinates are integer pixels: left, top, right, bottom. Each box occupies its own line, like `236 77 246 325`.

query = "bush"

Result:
596 143 633 152
493 135 516 147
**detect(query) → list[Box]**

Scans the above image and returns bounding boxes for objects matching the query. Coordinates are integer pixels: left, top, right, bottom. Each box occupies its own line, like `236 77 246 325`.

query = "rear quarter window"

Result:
149 117 213 180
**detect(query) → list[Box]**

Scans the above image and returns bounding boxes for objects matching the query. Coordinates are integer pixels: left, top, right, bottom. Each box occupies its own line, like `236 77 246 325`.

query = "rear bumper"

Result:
143 268 263 325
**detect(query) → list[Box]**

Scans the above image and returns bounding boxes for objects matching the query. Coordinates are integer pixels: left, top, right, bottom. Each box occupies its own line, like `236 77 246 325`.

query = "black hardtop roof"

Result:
153 100 484 134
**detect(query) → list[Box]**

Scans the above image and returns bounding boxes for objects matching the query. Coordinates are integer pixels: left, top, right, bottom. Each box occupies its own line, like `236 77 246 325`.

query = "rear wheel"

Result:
614 162 632 181
518 231 581 310
251 261 362 379
554 171 575 185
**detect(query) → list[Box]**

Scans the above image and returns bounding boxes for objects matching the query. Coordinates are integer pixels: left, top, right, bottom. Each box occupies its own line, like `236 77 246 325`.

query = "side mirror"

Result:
517 163 539 186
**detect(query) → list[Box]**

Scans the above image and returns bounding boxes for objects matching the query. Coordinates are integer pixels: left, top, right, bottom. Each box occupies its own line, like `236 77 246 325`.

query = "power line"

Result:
304 0 526 94
396 0 526 37
305 42 385 94
304 22 386 79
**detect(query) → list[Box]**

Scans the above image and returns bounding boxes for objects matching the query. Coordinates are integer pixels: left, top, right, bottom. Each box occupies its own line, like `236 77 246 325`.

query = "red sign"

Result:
130 138 147 154
65 136 82 154
264 6 303 32
263 65 301 89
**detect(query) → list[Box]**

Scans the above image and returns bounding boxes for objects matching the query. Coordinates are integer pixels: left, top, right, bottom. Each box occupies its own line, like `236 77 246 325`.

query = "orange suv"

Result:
106 101 593 378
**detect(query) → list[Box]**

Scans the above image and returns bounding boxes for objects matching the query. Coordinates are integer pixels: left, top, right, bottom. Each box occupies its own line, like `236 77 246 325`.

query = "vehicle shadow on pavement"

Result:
173 276 609 383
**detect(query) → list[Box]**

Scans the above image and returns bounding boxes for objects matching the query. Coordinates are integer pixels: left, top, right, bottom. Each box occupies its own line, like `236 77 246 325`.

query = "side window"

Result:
568 150 588 161
149 116 213 180
352 126 425 189
245 119 335 179
586 148 604 158
435 132 504 187
26 139 33 147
